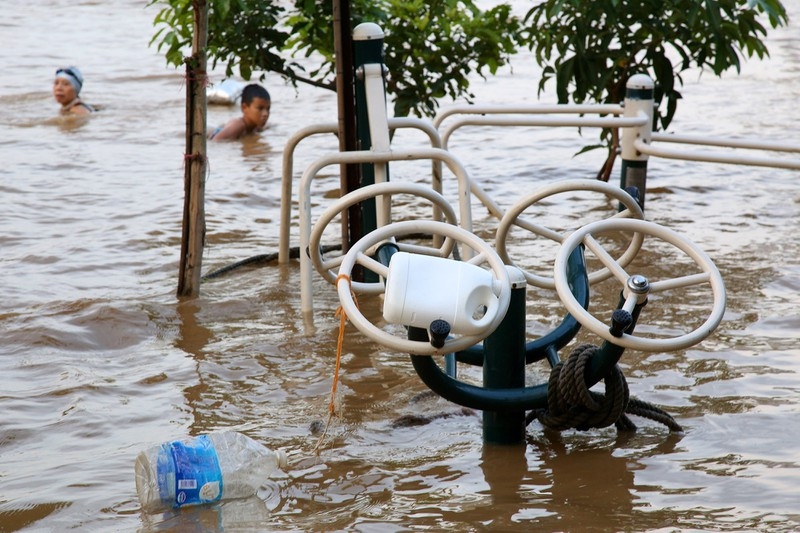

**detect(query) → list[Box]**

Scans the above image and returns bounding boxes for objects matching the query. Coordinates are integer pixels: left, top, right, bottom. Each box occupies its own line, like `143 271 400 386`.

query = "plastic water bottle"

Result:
135 430 288 511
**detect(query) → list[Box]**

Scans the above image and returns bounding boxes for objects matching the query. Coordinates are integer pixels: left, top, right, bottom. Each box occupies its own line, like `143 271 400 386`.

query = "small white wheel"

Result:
309 182 459 294
496 179 644 289
337 220 512 355
554 218 726 351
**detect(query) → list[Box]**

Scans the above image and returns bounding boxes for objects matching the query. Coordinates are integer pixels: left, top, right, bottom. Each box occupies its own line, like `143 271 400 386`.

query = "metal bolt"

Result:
627 274 650 294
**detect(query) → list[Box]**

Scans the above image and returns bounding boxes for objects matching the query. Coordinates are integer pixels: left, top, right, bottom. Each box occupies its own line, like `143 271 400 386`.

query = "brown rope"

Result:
529 343 683 433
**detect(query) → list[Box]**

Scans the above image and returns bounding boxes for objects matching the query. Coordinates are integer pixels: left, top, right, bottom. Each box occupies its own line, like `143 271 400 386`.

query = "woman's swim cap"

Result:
56 66 84 94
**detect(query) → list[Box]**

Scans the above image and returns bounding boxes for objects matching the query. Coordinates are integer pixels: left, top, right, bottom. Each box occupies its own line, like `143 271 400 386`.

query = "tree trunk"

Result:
177 0 209 297
596 128 619 182
333 0 360 254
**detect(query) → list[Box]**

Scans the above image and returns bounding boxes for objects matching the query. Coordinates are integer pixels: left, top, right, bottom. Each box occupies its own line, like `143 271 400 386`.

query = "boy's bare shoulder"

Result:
210 118 246 141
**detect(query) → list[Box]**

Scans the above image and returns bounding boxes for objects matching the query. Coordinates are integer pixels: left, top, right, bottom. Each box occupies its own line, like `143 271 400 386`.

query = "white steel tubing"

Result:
363 64 392 227
433 103 624 129
299 147 474 315
441 115 649 150
438 113 648 221
279 118 444 263
634 138 800 170
280 123 338 262
651 132 800 153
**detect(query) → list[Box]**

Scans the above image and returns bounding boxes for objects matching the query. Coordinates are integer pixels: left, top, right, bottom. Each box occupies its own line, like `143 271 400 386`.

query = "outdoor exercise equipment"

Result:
495 178 645 289
313 177 713 442
554 218 726 352
333 219 512 355
279 22 799 446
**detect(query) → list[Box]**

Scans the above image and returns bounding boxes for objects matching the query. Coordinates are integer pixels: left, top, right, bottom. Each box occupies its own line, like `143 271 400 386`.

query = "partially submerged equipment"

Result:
206 22 797 449
285 27 731 446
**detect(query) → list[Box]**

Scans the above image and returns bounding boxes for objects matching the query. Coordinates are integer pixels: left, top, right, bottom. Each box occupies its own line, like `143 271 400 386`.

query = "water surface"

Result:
1 1 799 531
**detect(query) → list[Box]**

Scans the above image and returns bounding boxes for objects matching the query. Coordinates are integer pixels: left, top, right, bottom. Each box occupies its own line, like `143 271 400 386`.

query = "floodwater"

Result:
2 1 800 531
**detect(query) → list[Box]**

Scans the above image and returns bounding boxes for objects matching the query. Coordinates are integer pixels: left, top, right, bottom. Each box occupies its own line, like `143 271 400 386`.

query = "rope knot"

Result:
534 343 630 432
530 344 683 434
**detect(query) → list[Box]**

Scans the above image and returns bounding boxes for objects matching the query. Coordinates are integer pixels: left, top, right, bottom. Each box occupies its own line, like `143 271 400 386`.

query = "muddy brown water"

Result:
2 1 800 531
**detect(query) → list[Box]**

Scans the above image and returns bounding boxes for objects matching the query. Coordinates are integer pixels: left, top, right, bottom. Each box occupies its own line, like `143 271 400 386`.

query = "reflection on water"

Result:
1 0 800 531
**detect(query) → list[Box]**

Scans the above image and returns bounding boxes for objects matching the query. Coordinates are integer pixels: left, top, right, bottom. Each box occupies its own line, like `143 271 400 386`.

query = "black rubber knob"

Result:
609 309 633 337
429 319 451 349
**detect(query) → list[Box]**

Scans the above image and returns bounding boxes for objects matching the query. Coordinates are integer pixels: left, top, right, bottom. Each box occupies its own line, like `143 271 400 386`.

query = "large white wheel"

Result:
309 182 459 294
554 218 726 352
337 220 512 355
496 179 644 289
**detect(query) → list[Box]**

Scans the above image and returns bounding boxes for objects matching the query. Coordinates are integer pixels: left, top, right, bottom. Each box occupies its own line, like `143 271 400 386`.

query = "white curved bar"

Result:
634 138 800 171
308 182 459 291
279 118 445 264
651 132 800 153
299 148 474 315
495 179 644 290
337 220 511 356
554 218 726 352
441 115 649 151
280 123 338 263
433 103 625 129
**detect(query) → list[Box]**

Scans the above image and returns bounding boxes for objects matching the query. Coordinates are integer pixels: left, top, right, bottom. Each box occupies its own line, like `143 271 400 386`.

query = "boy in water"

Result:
209 84 271 141
53 66 95 115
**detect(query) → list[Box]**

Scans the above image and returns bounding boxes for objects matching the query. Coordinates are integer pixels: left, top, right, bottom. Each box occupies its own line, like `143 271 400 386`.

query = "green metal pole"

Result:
481 267 527 445
352 23 386 238
619 74 654 211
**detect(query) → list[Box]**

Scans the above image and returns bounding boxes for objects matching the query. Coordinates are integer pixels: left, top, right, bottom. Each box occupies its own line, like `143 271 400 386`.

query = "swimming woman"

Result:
53 66 95 116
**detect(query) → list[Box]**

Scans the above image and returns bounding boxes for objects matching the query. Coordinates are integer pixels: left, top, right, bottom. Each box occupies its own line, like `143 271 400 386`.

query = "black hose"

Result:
201 232 444 281
201 244 342 280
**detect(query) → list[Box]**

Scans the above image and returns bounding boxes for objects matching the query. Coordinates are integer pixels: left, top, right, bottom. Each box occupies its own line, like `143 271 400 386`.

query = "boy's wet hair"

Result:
242 84 270 104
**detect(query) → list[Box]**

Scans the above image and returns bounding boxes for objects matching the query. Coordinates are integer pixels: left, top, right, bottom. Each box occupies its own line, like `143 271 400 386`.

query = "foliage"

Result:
149 0 788 177
148 0 519 118
149 0 289 81
519 0 788 177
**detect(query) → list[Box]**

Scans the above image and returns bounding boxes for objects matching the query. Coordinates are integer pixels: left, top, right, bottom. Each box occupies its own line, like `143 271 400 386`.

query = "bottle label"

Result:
158 435 224 508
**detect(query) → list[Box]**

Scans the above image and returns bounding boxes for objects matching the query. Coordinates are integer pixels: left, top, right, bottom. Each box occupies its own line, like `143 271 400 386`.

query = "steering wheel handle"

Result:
554 218 726 351
496 179 644 289
309 182 460 294
337 220 512 355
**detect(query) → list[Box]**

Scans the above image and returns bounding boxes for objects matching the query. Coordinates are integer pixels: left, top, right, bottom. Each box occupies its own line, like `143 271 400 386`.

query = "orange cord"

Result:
314 274 358 453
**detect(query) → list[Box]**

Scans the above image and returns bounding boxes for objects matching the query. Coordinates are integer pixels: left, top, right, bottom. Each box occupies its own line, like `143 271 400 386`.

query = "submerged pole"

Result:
177 0 208 297
481 267 528 445
619 74 654 211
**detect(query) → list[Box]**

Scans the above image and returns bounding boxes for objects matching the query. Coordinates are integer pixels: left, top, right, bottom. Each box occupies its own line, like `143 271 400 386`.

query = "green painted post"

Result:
620 74 654 211
352 23 386 238
481 267 528 445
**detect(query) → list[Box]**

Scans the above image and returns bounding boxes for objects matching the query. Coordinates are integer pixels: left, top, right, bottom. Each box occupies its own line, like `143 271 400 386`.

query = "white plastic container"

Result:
383 252 500 335
134 430 288 511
